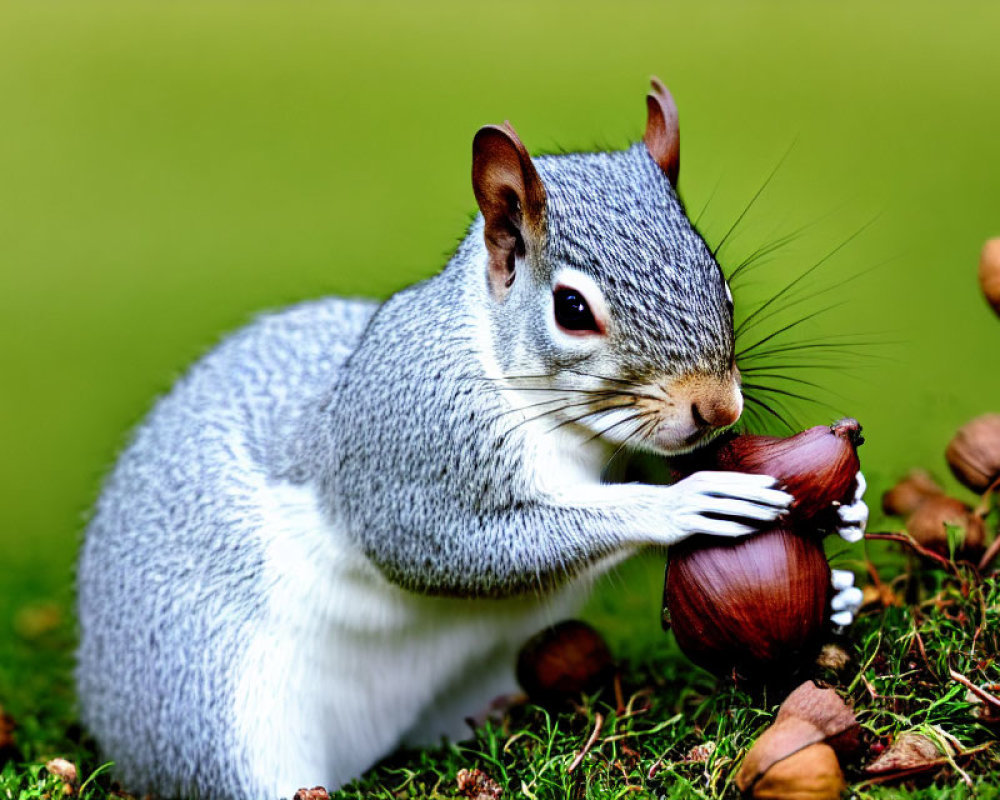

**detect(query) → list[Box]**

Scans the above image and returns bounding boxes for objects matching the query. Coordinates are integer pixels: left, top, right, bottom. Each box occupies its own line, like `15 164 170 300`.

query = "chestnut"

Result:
664 419 864 678
664 528 830 677
516 620 613 703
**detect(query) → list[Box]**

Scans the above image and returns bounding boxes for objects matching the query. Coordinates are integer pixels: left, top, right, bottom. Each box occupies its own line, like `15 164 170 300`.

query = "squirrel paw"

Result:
833 471 868 543
671 471 793 539
829 568 863 629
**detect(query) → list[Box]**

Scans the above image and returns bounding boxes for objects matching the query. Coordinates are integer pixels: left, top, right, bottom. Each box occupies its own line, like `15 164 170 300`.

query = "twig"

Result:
949 668 1000 710
613 671 625 716
973 474 1000 518
567 712 604 773
647 749 669 781
864 532 958 574
911 615 934 675
978 528 1000 572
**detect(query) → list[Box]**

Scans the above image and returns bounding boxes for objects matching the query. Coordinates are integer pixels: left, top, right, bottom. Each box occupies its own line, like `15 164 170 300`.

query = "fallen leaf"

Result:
864 731 955 780
45 758 79 792
456 767 502 800
292 787 328 800
684 741 716 763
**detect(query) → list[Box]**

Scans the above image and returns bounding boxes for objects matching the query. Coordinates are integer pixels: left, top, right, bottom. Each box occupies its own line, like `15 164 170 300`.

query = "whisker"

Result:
733 216 877 339
736 256 895 341
712 141 796 259
740 404 766 433
740 362 872 373
544 402 639 436
727 199 858 286
603 413 658 474
739 336 888 364
744 394 797 432
581 409 649 446
727 227 805 285
692 174 723 229
736 300 849 359
561 367 649 390
480 393 610 433
741 382 840 414
738 371 825 390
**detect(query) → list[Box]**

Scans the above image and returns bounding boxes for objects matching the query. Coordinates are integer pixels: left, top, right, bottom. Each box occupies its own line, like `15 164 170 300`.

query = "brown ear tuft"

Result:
472 122 546 300
644 76 680 185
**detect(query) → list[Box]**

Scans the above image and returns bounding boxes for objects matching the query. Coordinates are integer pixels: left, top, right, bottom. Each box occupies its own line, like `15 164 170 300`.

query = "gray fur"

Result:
535 144 733 377
76 142 737 797
308 146 734 595
77 299 378 797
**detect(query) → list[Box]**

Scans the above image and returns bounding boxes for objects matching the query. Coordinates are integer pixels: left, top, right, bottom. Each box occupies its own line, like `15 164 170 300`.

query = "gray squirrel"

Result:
76 79 867 799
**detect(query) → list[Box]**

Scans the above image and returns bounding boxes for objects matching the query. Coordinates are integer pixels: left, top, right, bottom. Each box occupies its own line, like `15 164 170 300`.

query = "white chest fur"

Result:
233 480 590 796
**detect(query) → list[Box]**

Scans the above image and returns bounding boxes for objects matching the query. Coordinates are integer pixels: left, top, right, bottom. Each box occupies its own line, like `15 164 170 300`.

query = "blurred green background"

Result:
1 1 999 674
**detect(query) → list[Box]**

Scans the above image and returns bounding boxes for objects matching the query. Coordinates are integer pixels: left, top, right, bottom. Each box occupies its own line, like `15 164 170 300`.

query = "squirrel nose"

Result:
692 397 741 430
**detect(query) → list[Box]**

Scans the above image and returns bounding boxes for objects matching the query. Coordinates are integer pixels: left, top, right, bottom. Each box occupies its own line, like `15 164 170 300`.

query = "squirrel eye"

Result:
553 288 600 333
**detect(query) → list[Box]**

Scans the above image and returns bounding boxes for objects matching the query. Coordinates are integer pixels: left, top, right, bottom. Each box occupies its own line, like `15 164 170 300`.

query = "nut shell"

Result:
664 528 830 678
980 237 1000 317
946 414 1000 493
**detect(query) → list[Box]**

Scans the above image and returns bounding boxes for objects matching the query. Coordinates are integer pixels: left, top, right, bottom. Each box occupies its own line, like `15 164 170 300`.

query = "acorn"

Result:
980 237 1000 317
881 470 943 517
516 620 613 703
663 420 864 678
945 414 1000 494
904 494 985 559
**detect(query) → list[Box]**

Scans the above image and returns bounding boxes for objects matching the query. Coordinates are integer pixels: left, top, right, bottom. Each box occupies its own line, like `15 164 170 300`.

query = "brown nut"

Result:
737 682 858 791
881 470 943 517
680 419 863 525
516 620 613 702
905 494 985 559
750 743 846 799
980 237 1000 317
665 528 830 678
946 414 1000 493
663 420 864 678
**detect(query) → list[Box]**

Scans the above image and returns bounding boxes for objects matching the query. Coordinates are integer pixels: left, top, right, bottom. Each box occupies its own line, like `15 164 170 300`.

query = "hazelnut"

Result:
881 470 942 517
946 414 1000 493
905 494 985 559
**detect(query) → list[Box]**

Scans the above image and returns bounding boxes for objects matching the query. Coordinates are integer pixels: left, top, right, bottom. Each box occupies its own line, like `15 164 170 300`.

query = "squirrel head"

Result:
471 78 740 456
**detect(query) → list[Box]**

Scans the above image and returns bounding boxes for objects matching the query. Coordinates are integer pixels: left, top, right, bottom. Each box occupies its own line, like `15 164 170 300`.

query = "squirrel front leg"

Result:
351 472 792 597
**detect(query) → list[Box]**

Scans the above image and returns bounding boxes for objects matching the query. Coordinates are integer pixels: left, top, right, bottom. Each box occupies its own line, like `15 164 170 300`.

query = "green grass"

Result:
3 544 999 798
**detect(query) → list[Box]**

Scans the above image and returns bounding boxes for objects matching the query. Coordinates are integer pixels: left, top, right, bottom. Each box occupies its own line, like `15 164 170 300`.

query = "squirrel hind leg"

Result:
400 645 520 748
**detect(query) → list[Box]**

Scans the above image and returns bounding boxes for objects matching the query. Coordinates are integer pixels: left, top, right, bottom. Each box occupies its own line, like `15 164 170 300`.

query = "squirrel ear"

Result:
472 122 547 300
644 76 680 185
